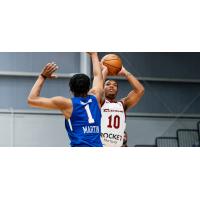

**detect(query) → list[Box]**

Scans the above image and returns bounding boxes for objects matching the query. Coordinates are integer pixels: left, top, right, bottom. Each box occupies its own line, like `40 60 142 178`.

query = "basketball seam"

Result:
103 63 122 70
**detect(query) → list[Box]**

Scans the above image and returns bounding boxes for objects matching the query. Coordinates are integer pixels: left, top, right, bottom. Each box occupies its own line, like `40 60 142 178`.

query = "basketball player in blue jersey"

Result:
28 52 104 147
100 57 145 147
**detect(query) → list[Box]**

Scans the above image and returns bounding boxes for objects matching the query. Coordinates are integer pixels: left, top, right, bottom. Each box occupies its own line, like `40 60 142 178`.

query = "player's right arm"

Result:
88 53 104 104
27 63 72 118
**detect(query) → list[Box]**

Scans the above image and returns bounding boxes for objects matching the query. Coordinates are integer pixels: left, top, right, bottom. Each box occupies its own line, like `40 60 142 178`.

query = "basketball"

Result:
101 54 122 76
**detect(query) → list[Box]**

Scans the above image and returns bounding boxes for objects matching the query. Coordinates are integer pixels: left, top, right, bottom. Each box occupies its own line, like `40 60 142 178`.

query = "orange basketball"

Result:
101 54 122 76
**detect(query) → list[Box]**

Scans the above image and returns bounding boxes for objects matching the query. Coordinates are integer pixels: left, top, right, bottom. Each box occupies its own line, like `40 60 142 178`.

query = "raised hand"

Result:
41 62 59 79
117 66 128 76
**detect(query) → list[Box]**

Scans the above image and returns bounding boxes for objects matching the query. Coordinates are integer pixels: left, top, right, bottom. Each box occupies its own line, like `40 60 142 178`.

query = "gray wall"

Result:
116 52 200 79
0 52 200 146
0 53 80 146
0 52 80 73
126 117 200 146
0 53 80 110
99 52 200 115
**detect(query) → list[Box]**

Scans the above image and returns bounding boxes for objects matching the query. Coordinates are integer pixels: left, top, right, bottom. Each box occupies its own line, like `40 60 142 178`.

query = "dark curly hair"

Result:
69 74 90 97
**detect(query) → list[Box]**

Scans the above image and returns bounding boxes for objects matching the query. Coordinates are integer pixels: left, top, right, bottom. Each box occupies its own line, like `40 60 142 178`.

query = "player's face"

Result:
104 80 118 99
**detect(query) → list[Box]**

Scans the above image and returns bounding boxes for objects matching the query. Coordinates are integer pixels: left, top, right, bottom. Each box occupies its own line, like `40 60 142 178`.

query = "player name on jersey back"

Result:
82 126 100 134
101 100 126 147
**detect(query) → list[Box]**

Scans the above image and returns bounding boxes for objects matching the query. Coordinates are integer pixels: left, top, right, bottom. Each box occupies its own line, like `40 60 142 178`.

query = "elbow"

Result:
27 96 35 107
138 86 145 97
141 86 145 95
27 97 33 107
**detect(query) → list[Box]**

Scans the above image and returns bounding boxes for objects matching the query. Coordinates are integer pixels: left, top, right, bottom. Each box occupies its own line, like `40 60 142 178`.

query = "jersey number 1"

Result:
85 104 95 124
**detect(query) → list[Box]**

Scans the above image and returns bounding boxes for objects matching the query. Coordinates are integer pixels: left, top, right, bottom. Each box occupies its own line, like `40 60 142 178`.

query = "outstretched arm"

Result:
119 67 144 111
88 53 104 103
27 63 72 115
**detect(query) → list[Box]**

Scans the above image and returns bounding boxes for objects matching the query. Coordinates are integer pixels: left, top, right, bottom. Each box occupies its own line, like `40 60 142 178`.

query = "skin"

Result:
104 80 118 101
27 53 103 119
101 63 145 111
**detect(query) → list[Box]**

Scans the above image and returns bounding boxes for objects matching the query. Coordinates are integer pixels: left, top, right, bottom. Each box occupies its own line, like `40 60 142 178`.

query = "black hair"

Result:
69 73 90 97
104 79 118 88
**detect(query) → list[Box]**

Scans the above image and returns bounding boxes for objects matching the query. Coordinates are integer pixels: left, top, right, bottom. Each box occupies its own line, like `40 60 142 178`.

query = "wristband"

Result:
41 74 47 79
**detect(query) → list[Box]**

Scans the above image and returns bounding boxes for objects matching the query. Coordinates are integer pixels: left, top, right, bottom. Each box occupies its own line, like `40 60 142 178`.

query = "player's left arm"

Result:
87 52 104 104
119 67 145 111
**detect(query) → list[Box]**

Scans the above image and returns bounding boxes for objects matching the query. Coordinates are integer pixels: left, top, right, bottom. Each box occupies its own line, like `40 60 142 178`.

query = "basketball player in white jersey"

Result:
100 59 144 147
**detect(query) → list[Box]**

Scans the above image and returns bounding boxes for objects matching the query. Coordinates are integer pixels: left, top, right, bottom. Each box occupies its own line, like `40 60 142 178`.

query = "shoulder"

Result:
88 94 99 104
118 99 127 111
52 96 72 109
52 96 70 103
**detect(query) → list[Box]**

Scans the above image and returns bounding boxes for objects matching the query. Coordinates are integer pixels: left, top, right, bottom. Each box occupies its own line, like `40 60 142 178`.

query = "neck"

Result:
75 93 88 98
105 97 116 102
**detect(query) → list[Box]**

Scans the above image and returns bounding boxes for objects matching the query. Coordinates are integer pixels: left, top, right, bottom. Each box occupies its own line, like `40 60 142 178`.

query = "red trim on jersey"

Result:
119 100 127 120
104 98 117 103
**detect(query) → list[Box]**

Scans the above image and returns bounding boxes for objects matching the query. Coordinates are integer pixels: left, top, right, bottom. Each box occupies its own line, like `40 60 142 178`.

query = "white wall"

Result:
0 114 12 146
0 113 69 147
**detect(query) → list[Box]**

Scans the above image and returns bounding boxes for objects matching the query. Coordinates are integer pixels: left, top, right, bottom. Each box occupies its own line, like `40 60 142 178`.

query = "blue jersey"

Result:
65 95 103 147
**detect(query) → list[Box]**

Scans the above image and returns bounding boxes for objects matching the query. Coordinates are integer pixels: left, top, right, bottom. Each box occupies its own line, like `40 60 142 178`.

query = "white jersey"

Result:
101 99 126 147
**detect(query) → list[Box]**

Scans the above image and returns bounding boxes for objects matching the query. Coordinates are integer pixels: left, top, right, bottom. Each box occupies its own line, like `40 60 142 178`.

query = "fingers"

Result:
102 67 108 74
49 64 58 74
45 62 53 71
45 62 57 68
42 62 59 78
100 62 107 70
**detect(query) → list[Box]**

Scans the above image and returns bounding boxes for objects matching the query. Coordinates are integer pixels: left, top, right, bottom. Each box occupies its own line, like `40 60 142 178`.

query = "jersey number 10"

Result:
107 115 120 129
